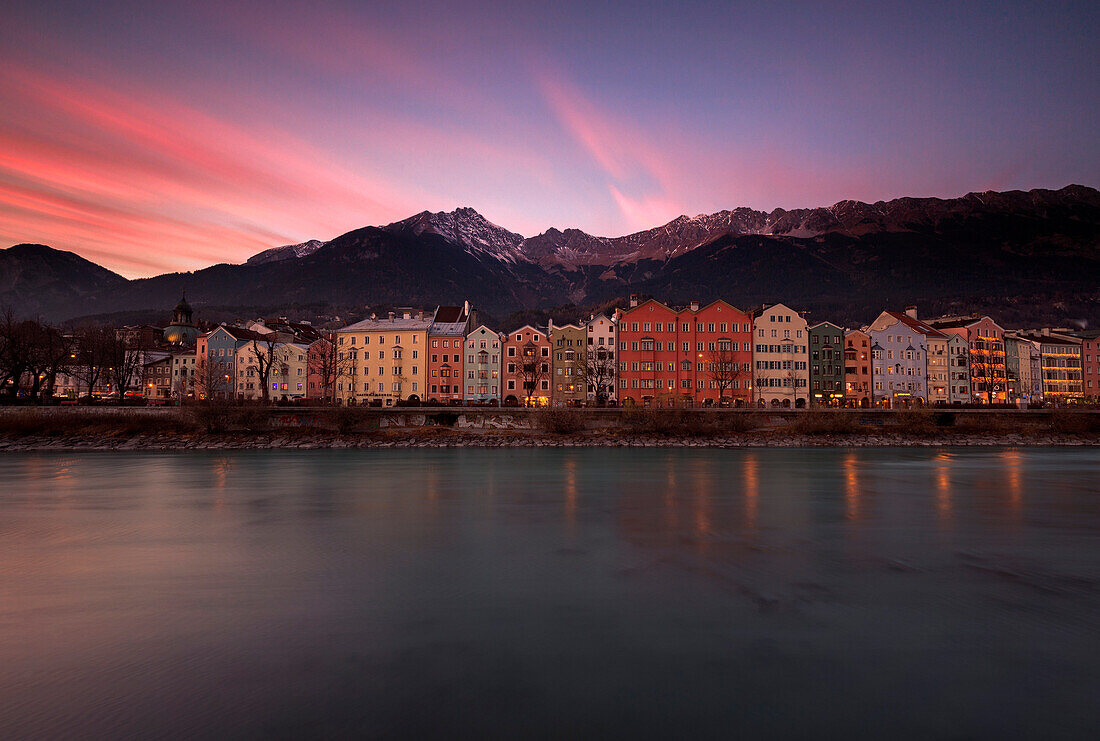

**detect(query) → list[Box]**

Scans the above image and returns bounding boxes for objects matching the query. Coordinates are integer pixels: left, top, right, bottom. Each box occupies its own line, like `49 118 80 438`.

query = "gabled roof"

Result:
696 298 750 315
432 305 466 324
619 298 676 315
754 302 802 318
886 312 948 338
926 314 1001 331
809 321 845 332
467 323 501 336
340 316 432 332
505 324 549 337
209 325 270 342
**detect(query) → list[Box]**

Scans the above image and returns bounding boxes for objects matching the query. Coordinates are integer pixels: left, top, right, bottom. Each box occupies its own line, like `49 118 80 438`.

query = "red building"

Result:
616 297 753 407
306 336 335 402
503 324 552 405
1075 330 1100 402
427 305 473 404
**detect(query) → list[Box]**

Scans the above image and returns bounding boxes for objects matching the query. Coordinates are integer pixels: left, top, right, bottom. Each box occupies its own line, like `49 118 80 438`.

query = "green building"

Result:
809 322 846 407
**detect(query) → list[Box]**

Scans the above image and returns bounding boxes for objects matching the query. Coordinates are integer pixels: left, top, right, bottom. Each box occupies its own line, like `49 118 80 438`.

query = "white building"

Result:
235 341 309 401
866 315 927 407
752 303 809 408
585 313 617 402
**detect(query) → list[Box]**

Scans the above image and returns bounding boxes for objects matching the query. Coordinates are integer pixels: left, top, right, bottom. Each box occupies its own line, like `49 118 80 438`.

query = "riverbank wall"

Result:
0 407 1097 449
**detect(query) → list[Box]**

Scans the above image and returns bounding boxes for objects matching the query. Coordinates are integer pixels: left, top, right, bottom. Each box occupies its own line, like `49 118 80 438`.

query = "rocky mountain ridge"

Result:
3 184 1098 327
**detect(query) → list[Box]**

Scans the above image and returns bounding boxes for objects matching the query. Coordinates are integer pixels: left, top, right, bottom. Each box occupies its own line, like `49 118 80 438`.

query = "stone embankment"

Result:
0 406 1097 450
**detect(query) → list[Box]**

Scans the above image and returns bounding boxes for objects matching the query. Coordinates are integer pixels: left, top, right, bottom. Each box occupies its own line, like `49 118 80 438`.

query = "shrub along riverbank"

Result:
0 407 1097 449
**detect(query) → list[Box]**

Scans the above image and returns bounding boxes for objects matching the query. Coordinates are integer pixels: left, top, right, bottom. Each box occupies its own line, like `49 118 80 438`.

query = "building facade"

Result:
808 322 845 406
336 311 431 406
1074 330 1100 402
552 323 587 406
752 303 808 408
142 354 173 401
198 326 268 399
945 335 971 404
867 315 927 406
843 329 873 407
617 298 754 407
463 325 503 404
170 351 196 401
428 305 473 405
928 316 1007 403
1012 331 1084 404
584 313 617 403
503 325 552 405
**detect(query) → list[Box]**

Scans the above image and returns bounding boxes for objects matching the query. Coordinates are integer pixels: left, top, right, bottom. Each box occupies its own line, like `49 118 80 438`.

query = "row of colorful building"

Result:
53 294 1100 407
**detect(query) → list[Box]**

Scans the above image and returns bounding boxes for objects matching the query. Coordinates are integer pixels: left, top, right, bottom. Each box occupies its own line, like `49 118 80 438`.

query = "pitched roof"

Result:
212 325 270 342
886 312 947 338
339 316 433 332
432 305 466 323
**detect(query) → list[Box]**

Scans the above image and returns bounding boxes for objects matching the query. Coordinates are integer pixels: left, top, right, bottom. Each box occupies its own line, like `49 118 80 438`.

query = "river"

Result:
0 448 1097 739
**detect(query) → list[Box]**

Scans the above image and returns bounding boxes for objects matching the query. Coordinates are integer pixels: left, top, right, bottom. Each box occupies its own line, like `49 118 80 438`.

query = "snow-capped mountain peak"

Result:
245 239 325 265
385 207 527 264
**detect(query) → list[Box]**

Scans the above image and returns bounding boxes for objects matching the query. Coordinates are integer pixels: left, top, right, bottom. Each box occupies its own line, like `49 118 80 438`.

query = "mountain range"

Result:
2 184 1098 328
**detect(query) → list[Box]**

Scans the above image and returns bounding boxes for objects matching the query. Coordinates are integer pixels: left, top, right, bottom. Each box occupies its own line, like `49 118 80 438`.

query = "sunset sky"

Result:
1 0 1096 277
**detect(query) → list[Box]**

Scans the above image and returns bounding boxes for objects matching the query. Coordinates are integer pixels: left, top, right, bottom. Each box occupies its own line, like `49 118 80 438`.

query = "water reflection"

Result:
1002 449 1024 524
742 452 759 531
0 448 1096 739
843 451 860 521
934 451 953 529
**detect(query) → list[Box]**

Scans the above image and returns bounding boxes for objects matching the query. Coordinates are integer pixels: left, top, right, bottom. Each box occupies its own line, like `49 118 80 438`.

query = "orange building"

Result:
844 329 873 407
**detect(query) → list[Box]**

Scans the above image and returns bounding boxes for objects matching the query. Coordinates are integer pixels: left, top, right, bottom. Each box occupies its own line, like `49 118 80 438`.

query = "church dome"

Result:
163 324 198 346
164 291 197 346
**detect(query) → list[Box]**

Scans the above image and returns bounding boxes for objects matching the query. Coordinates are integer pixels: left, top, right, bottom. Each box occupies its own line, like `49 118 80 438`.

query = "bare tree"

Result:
104 331 151 401
195 356 232 401
576 345 617 404
0 308 33 401
513 340 548 405
69 325 115 401
244 334 281 403
707 338 748 404
308 333 352 404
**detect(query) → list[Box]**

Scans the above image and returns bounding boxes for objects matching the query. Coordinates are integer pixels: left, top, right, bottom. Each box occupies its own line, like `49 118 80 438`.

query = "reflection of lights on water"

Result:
1002 449 1023 514
843 452 859 521
743 453 758 530
933 452 952 527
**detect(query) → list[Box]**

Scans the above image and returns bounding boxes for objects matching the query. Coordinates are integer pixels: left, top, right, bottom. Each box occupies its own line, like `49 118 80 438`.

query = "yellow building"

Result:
336 310 431 406
234 341 309 401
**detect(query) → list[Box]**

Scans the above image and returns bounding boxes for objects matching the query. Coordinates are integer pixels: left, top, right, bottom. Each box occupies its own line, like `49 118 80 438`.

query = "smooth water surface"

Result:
0 448 1097 739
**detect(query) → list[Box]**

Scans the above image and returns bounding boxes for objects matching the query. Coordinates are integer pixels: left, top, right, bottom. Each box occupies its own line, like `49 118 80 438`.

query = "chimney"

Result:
629 294 639 308
388 311 395 322
905 306 918 319
548 318 554 336
690 300 700 312
463 300 470 318
417 310 424 320
1041 328 1050 336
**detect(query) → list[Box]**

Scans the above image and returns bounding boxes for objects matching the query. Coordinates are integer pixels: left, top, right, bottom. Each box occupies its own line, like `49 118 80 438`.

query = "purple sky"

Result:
0 0 1096 277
